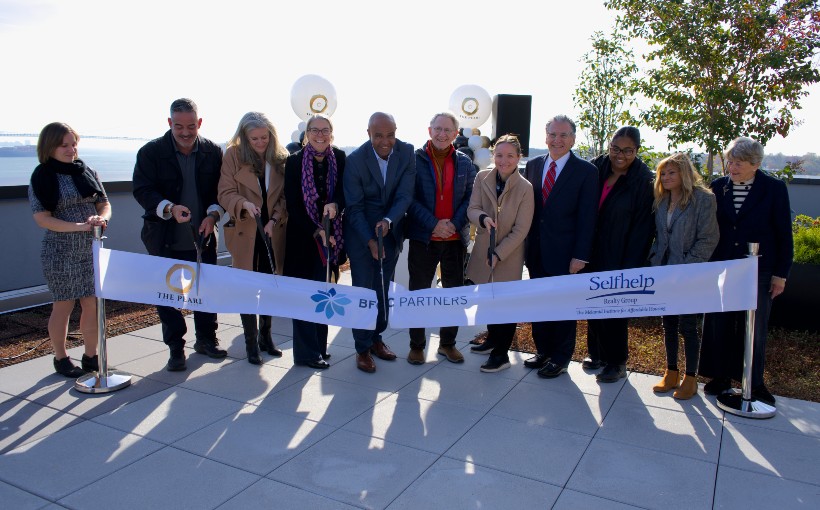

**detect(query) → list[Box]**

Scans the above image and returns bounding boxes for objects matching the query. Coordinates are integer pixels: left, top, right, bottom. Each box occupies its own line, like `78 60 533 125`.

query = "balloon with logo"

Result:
448 84 491 130
290 74 338 121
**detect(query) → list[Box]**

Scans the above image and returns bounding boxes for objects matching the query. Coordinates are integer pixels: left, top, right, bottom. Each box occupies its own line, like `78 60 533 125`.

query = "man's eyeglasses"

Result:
609 145 636 157
432 127 455 135
308 128 331 135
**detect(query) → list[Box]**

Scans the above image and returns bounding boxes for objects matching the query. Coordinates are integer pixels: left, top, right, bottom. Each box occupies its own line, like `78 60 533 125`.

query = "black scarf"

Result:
30 158 104 212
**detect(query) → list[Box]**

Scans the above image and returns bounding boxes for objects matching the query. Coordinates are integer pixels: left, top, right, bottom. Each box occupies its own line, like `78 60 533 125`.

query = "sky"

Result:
1 0 818 157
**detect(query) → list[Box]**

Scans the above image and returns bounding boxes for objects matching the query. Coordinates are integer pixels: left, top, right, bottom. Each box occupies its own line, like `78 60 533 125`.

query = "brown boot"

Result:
673 374 698 400
437 345 464 363
652 369 679 393
407 348 425 365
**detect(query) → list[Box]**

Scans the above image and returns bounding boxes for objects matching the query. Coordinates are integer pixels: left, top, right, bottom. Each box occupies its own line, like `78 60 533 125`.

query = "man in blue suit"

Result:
524 115 598 378
343 112 416 373
405 112 476 365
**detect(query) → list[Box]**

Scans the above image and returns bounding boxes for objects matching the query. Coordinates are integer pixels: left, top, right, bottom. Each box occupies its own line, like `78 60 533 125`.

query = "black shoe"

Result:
470 342 494 355
703 377 731 395
596 364 627 383
537 361 567 379
167 351 187 372
246 346 262 365
524 354 550 369
321 353 331 360
307 359 330 370
581 357 603 370
257 334 283 357
194 340 228 359
53 356 85 378
81 354 99 373
752 384 776 406
480 355 511 373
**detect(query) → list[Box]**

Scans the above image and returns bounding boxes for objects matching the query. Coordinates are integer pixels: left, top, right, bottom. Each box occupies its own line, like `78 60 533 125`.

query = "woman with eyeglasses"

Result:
218 111 288 364
585 126 655 382
283 114 346 369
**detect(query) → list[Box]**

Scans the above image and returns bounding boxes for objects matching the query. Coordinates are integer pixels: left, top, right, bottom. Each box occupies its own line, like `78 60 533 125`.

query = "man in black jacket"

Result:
132 98 226 371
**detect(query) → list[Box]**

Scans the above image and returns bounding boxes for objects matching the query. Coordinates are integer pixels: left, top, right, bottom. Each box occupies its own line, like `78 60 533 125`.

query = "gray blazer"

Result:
649 188 719 266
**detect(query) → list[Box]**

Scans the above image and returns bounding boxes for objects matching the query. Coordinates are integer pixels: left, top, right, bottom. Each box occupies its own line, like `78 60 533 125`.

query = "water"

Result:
0 138 146 186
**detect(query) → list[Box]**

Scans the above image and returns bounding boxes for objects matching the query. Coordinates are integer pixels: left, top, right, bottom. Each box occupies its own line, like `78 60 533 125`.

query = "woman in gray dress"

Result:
28 123 111 377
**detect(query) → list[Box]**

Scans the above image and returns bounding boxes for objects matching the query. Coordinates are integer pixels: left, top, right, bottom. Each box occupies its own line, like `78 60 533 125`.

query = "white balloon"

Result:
291 130 301 144
290 74 338 121
462 128 473 137
448 84 492 129
473 147 492 169
297 121 307 131
468 135 483 151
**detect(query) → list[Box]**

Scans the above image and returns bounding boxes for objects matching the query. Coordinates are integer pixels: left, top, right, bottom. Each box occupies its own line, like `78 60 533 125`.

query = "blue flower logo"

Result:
311 288 351 319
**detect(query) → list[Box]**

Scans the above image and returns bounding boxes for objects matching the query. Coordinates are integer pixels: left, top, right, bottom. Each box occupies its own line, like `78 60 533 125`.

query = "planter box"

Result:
769 263 820 332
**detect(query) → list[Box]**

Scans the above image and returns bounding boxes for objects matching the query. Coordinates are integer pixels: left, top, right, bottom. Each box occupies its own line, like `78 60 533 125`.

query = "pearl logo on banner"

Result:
165 264 196 294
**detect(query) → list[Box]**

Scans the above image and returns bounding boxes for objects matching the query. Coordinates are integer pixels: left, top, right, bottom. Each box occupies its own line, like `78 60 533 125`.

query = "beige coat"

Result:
217 146 286 274
466 168 533 284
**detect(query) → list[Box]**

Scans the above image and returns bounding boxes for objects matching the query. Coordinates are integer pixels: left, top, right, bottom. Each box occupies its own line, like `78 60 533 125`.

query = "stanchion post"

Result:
75 226 133 394
717 242 775 419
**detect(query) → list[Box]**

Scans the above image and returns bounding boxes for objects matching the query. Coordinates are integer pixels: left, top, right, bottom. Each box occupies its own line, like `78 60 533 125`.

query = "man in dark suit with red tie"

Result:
524 115 598 378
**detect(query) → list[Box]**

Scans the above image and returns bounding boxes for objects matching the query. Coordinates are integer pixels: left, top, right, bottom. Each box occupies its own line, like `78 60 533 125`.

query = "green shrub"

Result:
793 215 820 265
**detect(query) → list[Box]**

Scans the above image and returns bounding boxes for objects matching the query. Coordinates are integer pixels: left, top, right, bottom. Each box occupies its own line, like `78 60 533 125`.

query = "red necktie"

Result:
542 161 556 205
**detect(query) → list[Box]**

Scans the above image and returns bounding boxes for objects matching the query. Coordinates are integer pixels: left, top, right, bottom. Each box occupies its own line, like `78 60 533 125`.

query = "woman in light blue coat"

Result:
649 153 719 399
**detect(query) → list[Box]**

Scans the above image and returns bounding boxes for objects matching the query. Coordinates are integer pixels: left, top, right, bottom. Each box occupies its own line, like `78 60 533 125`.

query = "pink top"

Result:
599 181 614 209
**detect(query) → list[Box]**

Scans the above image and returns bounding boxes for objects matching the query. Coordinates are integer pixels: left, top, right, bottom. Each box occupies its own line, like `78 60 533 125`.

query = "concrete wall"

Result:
0 182 229 311
786 176 820 218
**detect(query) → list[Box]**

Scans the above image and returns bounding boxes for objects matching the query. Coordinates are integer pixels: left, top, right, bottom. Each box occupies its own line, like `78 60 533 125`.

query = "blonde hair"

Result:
492 134 522 155
303 114 335 147
653 153 711 211
227 112 288 176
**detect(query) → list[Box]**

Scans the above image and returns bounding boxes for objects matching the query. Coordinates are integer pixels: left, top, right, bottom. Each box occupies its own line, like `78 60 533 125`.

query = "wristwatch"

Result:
383 217 392 228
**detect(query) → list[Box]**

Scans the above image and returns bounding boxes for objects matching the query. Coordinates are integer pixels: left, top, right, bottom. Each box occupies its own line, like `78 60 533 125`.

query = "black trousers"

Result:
663 314 701 375
587 318 630 366
157 248 217 352
700 272 772 387
486 322 517 359
408 239 464 348
528 260 576 367
292 256 329 364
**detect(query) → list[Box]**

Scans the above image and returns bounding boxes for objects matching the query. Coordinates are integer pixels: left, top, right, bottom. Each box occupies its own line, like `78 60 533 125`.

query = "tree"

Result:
573 30 639 158
605 0 820 173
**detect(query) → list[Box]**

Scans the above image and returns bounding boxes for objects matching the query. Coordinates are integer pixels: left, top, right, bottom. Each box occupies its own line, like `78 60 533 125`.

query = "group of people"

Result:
29 98 793 406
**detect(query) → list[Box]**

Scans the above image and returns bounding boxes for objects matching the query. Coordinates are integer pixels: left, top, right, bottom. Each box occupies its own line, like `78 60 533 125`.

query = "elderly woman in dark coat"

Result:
585 126 655 382
699 137 793 406
649 153 719 400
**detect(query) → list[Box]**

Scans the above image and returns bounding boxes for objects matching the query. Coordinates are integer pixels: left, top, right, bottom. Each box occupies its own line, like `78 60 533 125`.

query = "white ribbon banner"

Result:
388 257 758 328
93 245 378 329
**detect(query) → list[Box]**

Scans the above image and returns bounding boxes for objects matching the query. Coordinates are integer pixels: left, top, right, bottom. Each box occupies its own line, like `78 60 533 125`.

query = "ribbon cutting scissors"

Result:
188 223 209 296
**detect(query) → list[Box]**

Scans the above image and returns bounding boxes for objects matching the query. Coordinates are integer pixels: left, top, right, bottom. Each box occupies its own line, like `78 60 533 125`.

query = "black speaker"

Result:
492 94 532 156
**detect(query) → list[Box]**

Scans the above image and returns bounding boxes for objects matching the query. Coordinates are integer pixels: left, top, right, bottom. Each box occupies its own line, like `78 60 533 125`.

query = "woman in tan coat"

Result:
466 134 534 373
218 111 288 364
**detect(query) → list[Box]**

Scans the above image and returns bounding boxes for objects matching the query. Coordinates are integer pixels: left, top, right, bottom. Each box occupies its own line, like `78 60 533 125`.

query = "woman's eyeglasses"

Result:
609 145 636 157
308 128 331 135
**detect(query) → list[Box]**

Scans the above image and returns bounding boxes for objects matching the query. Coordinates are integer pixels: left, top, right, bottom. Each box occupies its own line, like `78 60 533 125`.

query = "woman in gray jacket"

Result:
649 153 719 399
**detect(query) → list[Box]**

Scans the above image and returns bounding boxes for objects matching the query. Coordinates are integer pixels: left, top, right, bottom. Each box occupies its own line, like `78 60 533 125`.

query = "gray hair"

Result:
170 98 198 117
723 136 764 167
429 111 459 131
546 114 576 135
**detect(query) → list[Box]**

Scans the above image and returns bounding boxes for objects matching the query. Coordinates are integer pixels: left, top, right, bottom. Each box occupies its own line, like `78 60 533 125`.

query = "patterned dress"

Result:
28 172 108 301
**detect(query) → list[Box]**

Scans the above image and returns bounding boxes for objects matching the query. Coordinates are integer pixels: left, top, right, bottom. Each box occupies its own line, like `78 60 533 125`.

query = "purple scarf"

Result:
301 144 344 264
